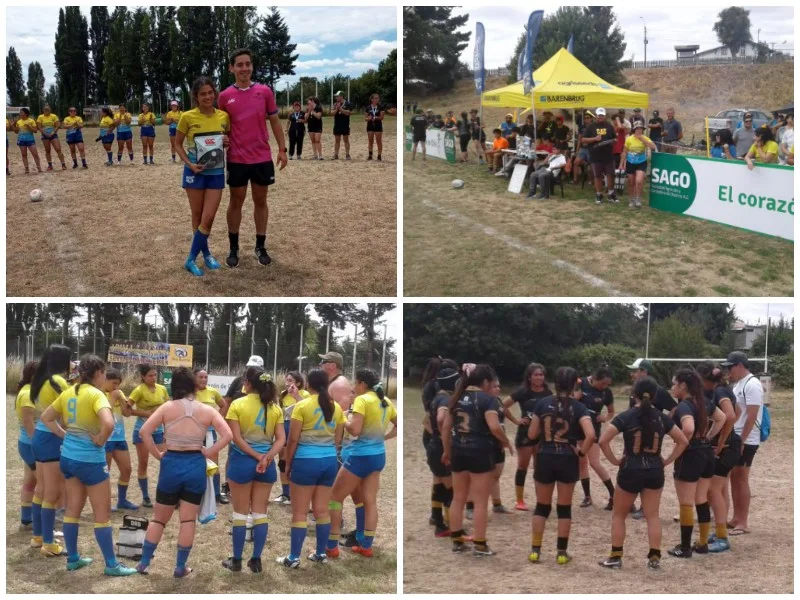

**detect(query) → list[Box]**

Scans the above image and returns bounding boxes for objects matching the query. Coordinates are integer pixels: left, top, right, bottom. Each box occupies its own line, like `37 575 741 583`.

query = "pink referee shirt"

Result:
218 83 279 164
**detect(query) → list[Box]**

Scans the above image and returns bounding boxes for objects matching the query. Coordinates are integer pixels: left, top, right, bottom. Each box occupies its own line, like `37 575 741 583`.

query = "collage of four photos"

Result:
3 2 796 596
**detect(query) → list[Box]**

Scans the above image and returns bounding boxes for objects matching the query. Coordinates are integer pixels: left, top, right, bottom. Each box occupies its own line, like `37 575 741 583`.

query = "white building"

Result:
731 320 767 350
675 41 771 61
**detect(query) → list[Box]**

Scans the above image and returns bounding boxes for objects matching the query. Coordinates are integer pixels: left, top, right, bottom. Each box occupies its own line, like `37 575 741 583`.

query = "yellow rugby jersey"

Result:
166 110 182 127
129 383 169 432
138 112 156 127
196 387 224 408
748 140 779 162
176 108 229 148
227 393 283 454
62 115 83 130
16 384 36 443
281 388 310 409
16 117 38 142
99 116 115 136
291 395 345 458
349 391 397 456
114 111 132 133
37 113 59 136
33 374 70 432
107 390 128 441
52 384 111 463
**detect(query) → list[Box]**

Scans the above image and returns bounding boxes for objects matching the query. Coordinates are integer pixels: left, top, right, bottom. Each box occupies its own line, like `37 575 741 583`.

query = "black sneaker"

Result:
604 499 613 511
648 557 661 570
342 532 359 548
599 556 622 569
452 541 469 553
141 497 153 508
254 247 272 266
580 497 592 507
247 557 262 573
608 191 619 203
221 482 230 496
429 516 436 526
216 494 230 505
691 542 709 554
377 155 382 161
222 557 242 572
667 545 692 558
226 249 239 268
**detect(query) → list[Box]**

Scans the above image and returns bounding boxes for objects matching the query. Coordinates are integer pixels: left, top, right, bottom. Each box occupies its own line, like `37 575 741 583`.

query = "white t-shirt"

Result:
732 374 763 446
778 127 794 164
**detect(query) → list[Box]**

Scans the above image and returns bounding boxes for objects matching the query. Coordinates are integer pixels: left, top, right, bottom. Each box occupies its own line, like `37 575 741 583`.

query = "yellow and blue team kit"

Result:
31 375 70 462
128 383 169 444
166 109 182 136
114 111 132 140
37 113 59 139
226 394 284 484
139 111 156 137
99 115 115 142
16 117 38 146
62 115 84 143
290 395 346 486
105 391 129 453
16 383 37 468
342 391 397 478
52 384 112 486
177 108 229 189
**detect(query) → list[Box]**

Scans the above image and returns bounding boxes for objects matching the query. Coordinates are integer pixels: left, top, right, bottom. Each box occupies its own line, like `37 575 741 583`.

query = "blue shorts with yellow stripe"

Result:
60 456 109 486
343 452 386 478
290 455 338 487
31 429 62 463
227 451 277 485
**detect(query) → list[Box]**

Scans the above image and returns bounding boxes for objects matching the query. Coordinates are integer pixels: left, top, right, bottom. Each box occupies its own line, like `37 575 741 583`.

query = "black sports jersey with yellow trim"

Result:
510 386 551 438
674 396 715 443
450 387 497 454
612 407 675 469
628 385 676 413
705 385 735 446
428 390 450 440
579 377 613 423
533 395 590 455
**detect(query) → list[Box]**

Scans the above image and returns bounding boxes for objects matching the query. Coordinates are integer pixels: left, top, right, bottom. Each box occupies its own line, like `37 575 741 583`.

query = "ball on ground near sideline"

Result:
30 189 44 202
452 179 465 189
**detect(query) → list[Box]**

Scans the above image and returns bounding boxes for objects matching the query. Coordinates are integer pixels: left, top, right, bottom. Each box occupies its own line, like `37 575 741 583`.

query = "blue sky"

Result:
5 6 397 92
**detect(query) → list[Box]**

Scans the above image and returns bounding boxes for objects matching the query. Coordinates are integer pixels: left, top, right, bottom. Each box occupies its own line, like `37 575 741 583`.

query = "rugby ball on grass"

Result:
30 189 44 202
451 179 465 189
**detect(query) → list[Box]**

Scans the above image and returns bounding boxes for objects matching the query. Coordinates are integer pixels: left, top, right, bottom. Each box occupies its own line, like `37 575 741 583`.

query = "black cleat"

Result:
254 247 272 266
226 249 239 268
222 557 242 572
247 557 262 573
691 542 709 554
599 556 622 569
667 545 692 558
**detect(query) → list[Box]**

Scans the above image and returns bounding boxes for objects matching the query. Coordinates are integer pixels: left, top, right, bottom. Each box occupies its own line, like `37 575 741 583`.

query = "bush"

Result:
770 354 793 388
6 355 23 394
560 344 639 383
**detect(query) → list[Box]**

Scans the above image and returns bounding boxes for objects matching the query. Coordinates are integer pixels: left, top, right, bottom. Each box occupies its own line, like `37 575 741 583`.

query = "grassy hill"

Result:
405 62 794 140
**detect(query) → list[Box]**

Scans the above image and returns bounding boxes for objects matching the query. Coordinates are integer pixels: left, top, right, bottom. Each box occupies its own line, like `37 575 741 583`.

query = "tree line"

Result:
7 6 397 118
7 303 395 372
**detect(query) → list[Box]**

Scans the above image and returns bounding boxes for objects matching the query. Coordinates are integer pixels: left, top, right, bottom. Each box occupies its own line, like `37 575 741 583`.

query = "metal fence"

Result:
626 55 793 69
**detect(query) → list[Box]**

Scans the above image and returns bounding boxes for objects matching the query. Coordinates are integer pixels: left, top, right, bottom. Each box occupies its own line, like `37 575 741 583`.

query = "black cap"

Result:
721 351 748 368
436 367 460 392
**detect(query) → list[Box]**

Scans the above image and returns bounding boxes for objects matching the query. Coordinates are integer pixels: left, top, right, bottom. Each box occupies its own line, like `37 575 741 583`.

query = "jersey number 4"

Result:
255 407 266 429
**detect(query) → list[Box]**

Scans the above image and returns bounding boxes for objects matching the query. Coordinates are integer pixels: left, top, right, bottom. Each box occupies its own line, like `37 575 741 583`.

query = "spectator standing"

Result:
425 109 435 126
552 115 570 144
451 111 472 163
409 109 429 162
662 108 683 154
433 114 445 129
619 121 656 208
413 101 418 113
537 111 555 140
777 113 793 165
612 109 631 168
500 114 515 139
526 142 567 200
733 113 756 160
648 110 663 151
572 111 594 184
745 125 779 170
582 107 619 205
469 109 486 164
519 114 536 140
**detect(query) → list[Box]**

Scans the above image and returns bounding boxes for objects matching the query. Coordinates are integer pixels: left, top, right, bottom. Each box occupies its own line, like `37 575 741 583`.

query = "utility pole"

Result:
351 324 358 380
640 17 648 67
251 323 256 357
326 324 331 353
227 305 234 376
298 323 304 372
380 323 387 384
273 323 280 378
206 331 211 369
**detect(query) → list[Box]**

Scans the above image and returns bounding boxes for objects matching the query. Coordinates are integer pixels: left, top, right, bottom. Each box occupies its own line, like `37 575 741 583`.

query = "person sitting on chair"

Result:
526 142 567 200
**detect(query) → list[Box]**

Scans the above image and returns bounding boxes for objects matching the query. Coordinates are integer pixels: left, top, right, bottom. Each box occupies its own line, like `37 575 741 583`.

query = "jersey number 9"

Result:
67 397 78 424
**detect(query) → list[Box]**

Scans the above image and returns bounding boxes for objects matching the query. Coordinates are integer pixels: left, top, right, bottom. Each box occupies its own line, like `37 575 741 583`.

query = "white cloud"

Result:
295 41 324 56
344 61 378 71
296 58 346 70
281 7 396 45
352 39 397 60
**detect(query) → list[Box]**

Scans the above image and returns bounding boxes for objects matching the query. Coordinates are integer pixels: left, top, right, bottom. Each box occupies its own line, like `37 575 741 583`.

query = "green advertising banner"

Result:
405 126 457 163
649 153 793 241
162 370 172 395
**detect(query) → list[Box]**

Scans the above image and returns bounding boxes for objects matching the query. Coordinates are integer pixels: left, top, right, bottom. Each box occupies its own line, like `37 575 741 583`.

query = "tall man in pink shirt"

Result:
218 48 288 267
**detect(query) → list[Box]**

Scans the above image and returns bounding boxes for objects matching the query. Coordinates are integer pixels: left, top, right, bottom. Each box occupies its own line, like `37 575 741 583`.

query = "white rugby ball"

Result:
30 189 44 202
451 179 465 189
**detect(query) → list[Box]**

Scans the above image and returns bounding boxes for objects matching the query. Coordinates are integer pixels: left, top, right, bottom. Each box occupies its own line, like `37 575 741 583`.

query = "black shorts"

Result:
625 161 647 175
450 450 494 474
617 467 664 494
471 130 481 141
492 444 506 465
227 161 275 188
673 445 715 482
515 426 537 449
737 443 759 467
422 429 432 450
412 132 426 144
426 439 451 478
333 127 350 137
307 122 322 134
367 122 383 133
534 452 578 484
458 134 470 152
713 434 742 477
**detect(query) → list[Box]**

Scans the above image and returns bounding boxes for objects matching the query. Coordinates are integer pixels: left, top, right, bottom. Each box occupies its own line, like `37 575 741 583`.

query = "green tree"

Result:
507 6 627 86
713 7 752 58
213 7 257 91
347 304 396 369
645 304 735 345
145 7 172 114
103 7 132 103
27 62 46 116
403 6 470 92
252 7 297 89
376 49 397 103
127 8 148 111
6 47 27 105
89 7 111 103
647 316 708 385
167 12 187 105
750 317 794 357
45 84 60 112
177 6 216 93
54 7 91 113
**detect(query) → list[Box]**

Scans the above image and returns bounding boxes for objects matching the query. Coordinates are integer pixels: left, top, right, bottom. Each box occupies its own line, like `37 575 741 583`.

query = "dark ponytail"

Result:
279 370 305 404
19 361 39 392
632 376 661 442
356 368 386 407
674 367 708 438
245 367 278 431
422 357 443 388
31 344 71 403
553 366 578 419
74 354 106 395
307 368 333 422
448 364 496 414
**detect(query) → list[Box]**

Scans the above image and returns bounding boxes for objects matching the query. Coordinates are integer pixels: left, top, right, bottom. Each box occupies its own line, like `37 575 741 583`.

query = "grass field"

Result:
403 148 793 297
6 118 396 297
403 384 793 594
5 395 397 594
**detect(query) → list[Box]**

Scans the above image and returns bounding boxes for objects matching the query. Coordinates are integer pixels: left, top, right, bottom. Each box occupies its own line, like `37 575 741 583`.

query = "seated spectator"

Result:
552 115 571 143
507 126 519 151
485 128 510 172
500 114 515 139
710 129 736 160
535 137 553 153
745 125 779 170
520 114 536 139
526 142 567 200
494 127 524 178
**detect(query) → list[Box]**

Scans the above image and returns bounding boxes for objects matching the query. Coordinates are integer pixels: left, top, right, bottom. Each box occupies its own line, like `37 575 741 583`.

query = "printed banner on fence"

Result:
405 126 457 162
107 340 194 368
649 153 794 241
207 375 237 396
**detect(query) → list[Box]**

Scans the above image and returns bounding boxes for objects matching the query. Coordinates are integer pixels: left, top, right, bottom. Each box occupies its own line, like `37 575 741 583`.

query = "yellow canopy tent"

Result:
481 48 648 110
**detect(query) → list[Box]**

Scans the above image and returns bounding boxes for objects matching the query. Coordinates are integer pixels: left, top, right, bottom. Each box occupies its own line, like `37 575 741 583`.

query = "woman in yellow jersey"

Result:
176 76 230 277
62 107 88 169
37 104 67 171
41 354 137 576
129 363 170 508
327 369 397 559
98 107 117 166
278 369 345 568
138 102 157 165
746 125 780 170
102 368 138 511
114 103 134 164
30 344 71 556
165 100 182 162
619 121 657 208
223 367 285 573
194 368 228 503
134 367 231 577
14 108 43 173
16 361 40 531
275 371 310 504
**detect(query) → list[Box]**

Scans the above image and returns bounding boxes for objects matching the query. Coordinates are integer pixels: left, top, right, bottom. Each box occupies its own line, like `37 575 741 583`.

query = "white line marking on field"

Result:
422 198 626 296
